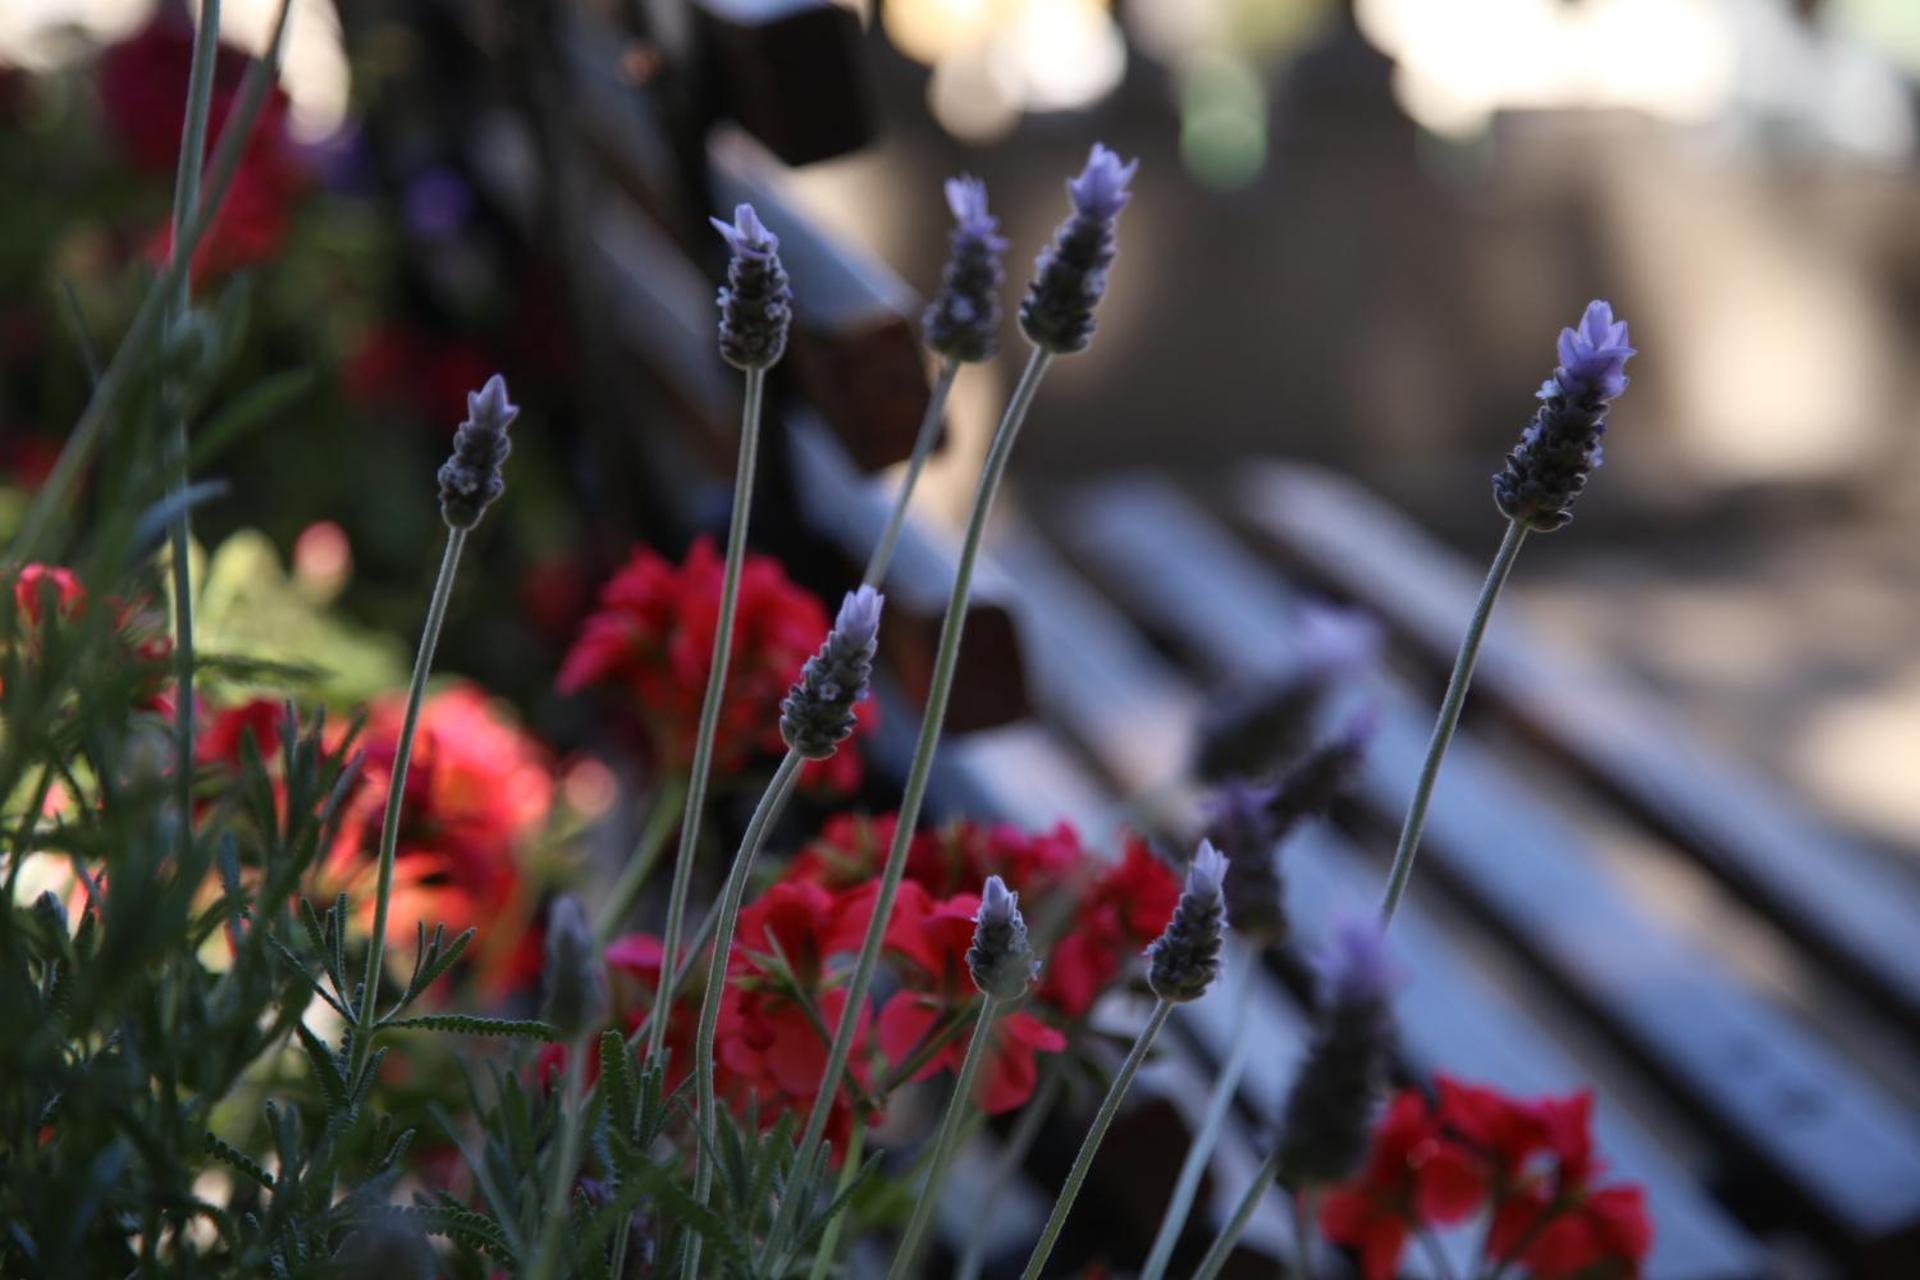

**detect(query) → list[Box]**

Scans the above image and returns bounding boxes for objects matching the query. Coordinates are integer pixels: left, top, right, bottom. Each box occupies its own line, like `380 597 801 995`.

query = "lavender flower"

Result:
1494 299 1636 532
1275 917 1396 1187
967 874 1038 1000
540 895 608 1037
711 204 793 371
1195 605 1381 780
925 176 1008 364
1019 144 1138 355
1147 841 1228 1003
780 586 883 759
437 374 516 530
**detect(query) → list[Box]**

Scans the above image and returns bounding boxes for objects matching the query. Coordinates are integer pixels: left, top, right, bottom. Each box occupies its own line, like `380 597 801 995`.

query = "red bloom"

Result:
325 683 553 992
1038 837 1180 1019
197 698 285 770
11 564 84 625
870 885 1065 1114
1324 1080 1651 1280
557 540 872 793
98 13 308 282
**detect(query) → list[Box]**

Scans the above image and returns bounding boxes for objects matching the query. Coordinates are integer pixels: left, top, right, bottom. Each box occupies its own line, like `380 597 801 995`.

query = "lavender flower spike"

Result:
1019 143 1138 355
1275 916 1396 1187
1148 841 1228 1003
780 586 883 759
541 895 608 1037
925 175 1009 363
711 203 793 371
437 373 516 530
1494 299 1635 532
968 874 1038 1000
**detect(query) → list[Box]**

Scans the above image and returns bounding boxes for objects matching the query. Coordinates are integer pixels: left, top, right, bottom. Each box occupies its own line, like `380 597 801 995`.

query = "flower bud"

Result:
1147 841 1227 1003
711 204 793 371
967 874 1037 1000
437 374 516 531
1494 300 1635 532
925 175 1008 363
1275 917 1396 1187
1019 144 1137 355
780 586 882 760
540 895 609 1037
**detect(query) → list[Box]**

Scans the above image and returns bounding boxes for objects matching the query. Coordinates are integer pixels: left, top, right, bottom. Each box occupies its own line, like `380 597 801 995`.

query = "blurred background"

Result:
8 2 1920 1273
16 0 1920 860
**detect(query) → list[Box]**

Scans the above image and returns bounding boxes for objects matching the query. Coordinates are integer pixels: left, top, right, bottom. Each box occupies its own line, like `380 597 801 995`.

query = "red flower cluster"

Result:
97 12 309 282
579 813 1180 1146
1321 1078 1653 1280
557 539 875 795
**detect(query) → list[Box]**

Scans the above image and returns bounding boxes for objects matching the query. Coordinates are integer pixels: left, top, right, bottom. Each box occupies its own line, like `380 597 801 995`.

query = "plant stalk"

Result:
684 747 804 1278
773 350 1052 1259
651 366 768 1062
162 0 221 864
806 1120 867 1280
528 1034 589 1280
863 356 959 589
352 527 467 1076
886 992 1003 1280
1378 517 1527 923
1191 1143 1282 1280
1019 997 1173 1280
954 1066 1064 1280
1141 939 1260 1280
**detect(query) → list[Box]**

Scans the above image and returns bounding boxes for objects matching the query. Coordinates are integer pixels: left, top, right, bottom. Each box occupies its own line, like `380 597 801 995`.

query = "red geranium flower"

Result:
11 563 84 625
1038 837 1180 1019
870 883 1065 1114
325 683 553 993
558 540 873 794
98 12 308 282
1323 1080 1652 1280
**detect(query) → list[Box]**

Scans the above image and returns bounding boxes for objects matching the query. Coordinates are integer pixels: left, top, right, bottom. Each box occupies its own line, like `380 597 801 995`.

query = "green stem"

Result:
163 0 220 864
1191 1145 1281 1280
1294 1187 1320 1278
1018 999 1174 1280
886 993 1003 1280
651 365 768 1063
873 1003 974 1098
595 774 688 943
352 527 467 1078
684 748 804 1279
1378 518 1527 924
8 0 294 567
863 357 959 589
954 1066 1064 1280
773 349 1053 1260
1141 940 1260 1280
529 1034 588 1280
806 1120 867 1280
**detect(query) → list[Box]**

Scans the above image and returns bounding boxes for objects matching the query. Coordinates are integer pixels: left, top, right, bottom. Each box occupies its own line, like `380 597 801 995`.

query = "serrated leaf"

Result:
375 1013 557 1041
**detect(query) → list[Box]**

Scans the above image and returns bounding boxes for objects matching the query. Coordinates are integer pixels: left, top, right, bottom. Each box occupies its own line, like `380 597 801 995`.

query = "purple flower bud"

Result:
1275 916 1397 1187
1494 300 1635 532
1019 144 1138 355
437 374 516 530
1147 841 1228 1003
711 204 793 371
541 894 609 1036
968 873 1038 999
780 586 883 760
925 175 1008 364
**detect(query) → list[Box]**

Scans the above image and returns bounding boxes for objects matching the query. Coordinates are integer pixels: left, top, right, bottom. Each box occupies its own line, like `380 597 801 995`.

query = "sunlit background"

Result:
7 0 1920 855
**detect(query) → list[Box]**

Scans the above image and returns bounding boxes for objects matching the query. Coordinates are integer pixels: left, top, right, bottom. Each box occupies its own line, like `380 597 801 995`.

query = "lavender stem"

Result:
864 357 960 589
1379 517 1526 923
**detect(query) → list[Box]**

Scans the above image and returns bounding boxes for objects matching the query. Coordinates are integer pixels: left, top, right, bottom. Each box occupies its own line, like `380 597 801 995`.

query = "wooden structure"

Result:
377 1 1920 1274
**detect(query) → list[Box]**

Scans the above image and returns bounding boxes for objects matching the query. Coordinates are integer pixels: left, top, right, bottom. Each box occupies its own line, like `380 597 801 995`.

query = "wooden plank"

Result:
986 516 1765 1278
688 0 877 167
1050 476 1920 1265
1237 463 1920 1039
